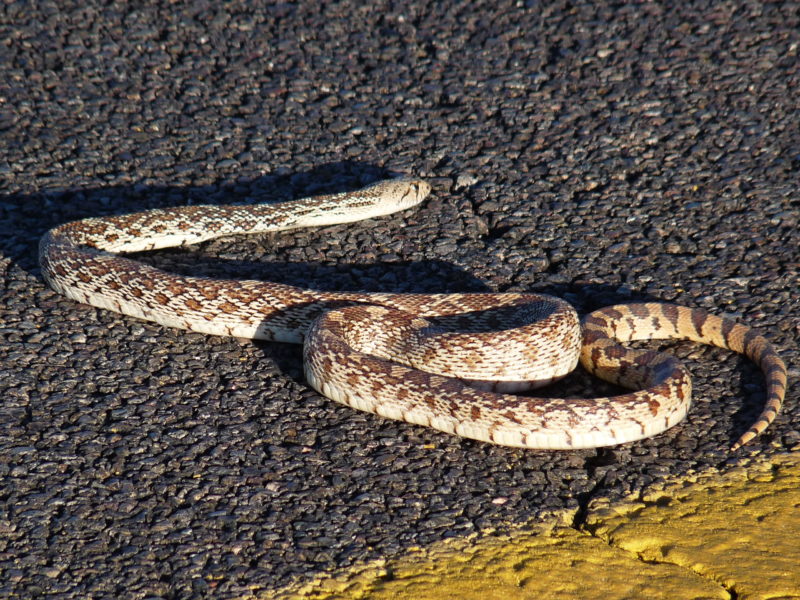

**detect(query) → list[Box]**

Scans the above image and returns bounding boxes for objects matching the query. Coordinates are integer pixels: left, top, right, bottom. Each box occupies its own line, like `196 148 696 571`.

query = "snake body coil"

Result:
40 178 787 450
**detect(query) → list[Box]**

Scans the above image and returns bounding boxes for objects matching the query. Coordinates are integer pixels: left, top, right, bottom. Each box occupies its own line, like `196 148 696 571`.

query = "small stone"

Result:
455 173 479 189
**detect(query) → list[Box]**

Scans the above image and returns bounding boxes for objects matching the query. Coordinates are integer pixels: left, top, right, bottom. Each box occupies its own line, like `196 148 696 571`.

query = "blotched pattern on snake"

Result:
39 178 787 450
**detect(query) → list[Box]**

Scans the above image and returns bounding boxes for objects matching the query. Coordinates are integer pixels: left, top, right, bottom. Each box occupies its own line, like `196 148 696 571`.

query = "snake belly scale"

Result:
39 178 788 450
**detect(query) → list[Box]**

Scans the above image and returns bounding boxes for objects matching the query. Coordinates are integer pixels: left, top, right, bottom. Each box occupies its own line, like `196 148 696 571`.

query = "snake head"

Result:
365 177 432 212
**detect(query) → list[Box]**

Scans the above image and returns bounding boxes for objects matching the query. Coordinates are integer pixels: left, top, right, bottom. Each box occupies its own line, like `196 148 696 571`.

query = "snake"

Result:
39 177 787 450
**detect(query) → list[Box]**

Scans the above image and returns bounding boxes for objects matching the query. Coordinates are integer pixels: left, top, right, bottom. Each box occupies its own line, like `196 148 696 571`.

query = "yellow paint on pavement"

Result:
266 453 800 600
586 453 800 599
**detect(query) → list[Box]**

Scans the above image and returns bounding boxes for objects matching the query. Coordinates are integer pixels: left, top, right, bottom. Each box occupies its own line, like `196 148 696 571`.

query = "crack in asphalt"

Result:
573 505 736 600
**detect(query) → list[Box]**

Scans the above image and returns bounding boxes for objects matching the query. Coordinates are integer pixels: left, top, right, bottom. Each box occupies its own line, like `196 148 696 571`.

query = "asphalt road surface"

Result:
1 1 798 598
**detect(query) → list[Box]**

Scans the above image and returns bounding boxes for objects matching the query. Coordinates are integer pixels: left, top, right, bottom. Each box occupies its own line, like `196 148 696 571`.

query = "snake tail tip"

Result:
730 432 756 452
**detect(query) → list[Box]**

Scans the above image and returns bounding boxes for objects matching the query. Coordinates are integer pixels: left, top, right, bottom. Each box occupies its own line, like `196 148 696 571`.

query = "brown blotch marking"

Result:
589 347 603 370
584 315 608 329
423 346 442 368
672 366 688 382
583 329 606 345
691 309 708 338
228 288 260 304
471 405 482 421
200 287 220 301
764 359 785 377
185 298 202 311
625 317 637 334
105 233 119 243
627 304 651 319
153 293 170 306
757 349 777 369
77 272 92 283
768 377 787 392
604 345 628 359
608 317 620 335
742 329 763 357
661 304 680 329
647 398 661 416
131 287 143 298
720 318 736 343
219 301 238 314
632 352 657 367
396 388 409 401
524 400 545 417
320 356 333 374
168 282 186 295
107 280 120 290
502 410 522 425
602 307 624 321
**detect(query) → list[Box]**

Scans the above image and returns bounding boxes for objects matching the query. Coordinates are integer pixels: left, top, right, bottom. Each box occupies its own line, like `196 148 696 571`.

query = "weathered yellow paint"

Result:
266 453 800 600
586 453 800 599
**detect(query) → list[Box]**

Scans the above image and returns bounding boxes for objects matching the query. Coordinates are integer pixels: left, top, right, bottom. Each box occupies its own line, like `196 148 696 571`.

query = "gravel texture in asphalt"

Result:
1 1 798 598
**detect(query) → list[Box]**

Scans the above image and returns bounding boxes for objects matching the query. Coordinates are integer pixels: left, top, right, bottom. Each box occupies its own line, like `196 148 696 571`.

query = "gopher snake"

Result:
40 178 787 450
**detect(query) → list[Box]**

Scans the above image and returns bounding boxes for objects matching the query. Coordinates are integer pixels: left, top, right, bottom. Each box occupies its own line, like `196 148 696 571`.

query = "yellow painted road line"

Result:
266 454 800 600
